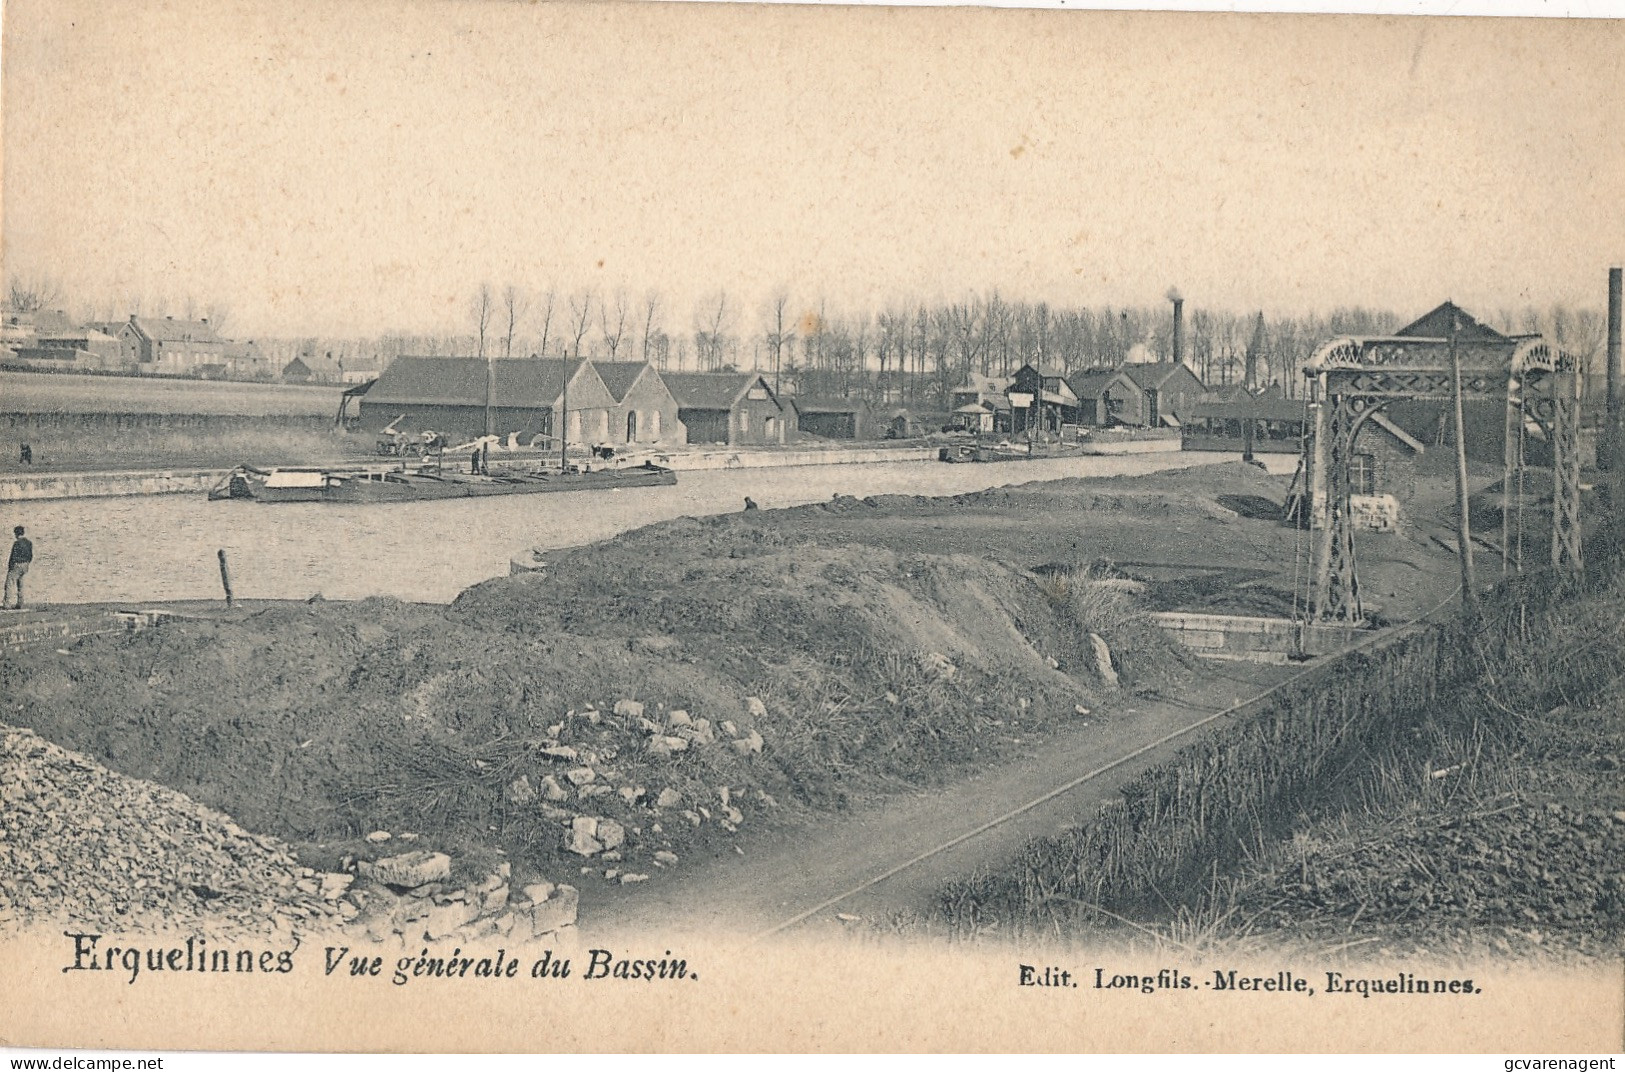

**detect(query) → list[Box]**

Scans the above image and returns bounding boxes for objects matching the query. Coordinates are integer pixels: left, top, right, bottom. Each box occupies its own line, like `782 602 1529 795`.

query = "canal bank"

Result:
0 452 1289 610
0 439 1183 503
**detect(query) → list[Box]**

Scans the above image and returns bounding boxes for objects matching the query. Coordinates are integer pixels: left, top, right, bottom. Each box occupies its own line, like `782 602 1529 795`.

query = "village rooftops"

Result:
364 355 592 407
127 316 222 343
1117 362 1199 390
661 371 766 410
592 361 653 403
1064 367 1119 400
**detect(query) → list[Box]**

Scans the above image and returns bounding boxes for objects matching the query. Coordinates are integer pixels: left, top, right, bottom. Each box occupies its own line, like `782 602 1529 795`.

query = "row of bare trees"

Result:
10 272 1613 408
444 284 1614 409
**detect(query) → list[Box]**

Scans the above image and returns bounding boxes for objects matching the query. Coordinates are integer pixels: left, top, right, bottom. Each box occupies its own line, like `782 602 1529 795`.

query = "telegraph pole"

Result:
559 355 571 471
1449 311 1477 610
1603 267 1623 472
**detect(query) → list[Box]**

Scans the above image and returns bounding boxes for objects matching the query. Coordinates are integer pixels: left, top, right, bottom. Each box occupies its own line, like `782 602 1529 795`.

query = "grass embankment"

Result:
1 512 1179 893
0 415 363 472
934 546 1625 958
0 371 362 472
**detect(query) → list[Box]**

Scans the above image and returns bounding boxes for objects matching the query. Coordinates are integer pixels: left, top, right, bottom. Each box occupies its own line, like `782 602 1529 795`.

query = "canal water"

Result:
4 454 1248 605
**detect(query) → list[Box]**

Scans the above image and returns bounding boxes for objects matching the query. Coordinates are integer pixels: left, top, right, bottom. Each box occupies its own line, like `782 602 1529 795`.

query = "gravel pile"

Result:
1254 802 1625 934
0 723 346 939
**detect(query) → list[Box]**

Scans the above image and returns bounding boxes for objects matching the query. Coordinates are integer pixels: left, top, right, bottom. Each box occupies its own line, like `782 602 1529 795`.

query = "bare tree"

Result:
471 282 494 358
765 288 794 395
877 309 908 405
502 285 527 358
6 274 63 315
600 288 630 360
694 291 729 371
641 291 663 365
535 287 557 358
203 302 232 337
948 300 980 381
567 290 595 358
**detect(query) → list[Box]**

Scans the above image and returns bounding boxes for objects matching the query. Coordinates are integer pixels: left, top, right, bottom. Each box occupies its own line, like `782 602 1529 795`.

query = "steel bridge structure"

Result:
1303 331 1582 623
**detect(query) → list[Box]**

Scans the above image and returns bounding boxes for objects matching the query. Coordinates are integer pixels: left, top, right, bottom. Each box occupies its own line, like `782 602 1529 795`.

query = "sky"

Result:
3 0 1623 339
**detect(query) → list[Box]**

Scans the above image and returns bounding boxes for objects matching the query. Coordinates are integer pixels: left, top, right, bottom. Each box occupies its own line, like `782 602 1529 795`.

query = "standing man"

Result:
4 525 32 610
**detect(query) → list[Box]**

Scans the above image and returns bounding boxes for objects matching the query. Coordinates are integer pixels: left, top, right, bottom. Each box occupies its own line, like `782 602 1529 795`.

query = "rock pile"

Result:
0 724 579 945
0 724 339 939
344 849 578 946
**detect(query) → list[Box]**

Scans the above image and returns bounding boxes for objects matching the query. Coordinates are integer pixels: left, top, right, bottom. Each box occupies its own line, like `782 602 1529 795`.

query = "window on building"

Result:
1349 453 1376 496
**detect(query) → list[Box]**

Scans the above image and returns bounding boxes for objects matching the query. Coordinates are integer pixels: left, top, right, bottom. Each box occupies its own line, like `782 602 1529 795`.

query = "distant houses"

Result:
949 373 1013 433
1009 364 1081 433
949 360 1211 432
0 312 285 380
116 316 227 374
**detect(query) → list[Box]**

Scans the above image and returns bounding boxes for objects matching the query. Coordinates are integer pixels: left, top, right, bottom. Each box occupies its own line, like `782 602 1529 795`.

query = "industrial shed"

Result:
592 361 683 445
359 356 616 445
1101 362 1207 428
662 372 792 446
790 396 873 440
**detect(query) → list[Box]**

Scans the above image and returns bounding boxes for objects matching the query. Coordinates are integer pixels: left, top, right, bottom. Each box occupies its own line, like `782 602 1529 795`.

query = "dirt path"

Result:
584 662 1301 944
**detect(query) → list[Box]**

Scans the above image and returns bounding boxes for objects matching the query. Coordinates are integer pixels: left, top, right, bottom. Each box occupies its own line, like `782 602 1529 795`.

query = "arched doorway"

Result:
626 410 639 443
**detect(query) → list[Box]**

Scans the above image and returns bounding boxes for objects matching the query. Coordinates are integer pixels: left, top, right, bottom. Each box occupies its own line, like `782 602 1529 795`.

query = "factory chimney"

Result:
1604 267 1623 471
1167 287 1184 367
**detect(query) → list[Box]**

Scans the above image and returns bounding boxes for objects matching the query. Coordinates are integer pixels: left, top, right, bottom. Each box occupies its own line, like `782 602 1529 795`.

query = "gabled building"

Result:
949 372 1014 433
117 316 226 374
1102 362 1207 428
1387 301 1525 466
1010 364 1082 431
280 357 315 384
592 362 683 445
788 395 872 440
19 329 125 371
1394 301 1510 343
662 372 792 446
950 394 1011 433
222 341 271 380
359 356 618 445
949 373 1012 411
1064 367 1121 426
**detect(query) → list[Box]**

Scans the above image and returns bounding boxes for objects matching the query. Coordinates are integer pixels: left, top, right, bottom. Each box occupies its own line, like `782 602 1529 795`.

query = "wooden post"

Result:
1604 266 1623 472
560 357 571 471
217 549 234 608
1449 318 1477 610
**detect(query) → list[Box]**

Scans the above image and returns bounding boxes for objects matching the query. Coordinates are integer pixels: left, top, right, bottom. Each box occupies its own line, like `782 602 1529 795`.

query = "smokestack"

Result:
1167 287 1184 367
1605 267 1623 473
1608 267 1621 420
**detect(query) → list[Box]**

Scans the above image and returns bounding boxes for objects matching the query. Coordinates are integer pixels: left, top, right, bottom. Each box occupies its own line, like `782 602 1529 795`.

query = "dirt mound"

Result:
6 520 1177 906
